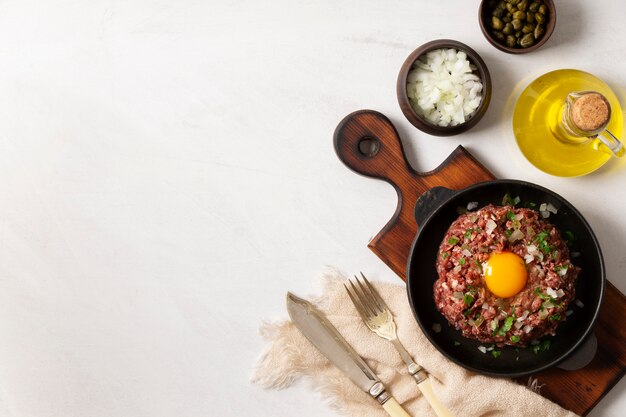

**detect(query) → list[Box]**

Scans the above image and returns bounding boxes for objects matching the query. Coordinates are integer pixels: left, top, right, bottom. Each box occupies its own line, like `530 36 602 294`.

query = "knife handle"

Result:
382 397 411 417
417 378 454 417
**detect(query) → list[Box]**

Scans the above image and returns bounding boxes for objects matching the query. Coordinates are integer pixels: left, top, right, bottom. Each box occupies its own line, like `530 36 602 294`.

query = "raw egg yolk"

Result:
484 252 528 298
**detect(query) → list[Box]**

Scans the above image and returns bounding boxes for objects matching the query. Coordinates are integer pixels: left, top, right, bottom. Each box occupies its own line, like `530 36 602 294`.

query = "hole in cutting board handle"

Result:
358 137 380 157
333 110 414 183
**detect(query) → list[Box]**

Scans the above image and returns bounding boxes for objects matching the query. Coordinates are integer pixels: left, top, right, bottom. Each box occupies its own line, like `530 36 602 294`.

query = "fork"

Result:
345 273 454 417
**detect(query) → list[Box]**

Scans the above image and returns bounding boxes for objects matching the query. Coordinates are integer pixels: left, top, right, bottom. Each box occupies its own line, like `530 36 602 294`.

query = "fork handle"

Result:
417 378 455 417
381 396 411 417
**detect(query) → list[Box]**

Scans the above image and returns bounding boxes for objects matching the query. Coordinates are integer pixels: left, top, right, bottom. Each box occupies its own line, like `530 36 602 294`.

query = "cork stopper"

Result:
570 92 611 132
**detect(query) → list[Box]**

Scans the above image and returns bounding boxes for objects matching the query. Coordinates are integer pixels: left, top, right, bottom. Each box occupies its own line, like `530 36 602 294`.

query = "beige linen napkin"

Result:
252 268 579 417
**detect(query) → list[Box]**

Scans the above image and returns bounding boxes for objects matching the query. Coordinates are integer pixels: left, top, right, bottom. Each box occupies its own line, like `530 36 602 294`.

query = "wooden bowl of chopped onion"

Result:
397 39 492 136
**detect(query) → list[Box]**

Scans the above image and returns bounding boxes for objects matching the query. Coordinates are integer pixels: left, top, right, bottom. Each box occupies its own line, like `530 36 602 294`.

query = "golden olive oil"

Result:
513 69 623 177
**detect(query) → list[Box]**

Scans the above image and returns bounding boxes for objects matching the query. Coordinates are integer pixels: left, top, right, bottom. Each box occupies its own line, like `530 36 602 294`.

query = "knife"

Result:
287 292 411 417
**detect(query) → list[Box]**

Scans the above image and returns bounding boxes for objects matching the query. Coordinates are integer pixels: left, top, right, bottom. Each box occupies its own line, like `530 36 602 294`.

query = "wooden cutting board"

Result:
334 110 626 416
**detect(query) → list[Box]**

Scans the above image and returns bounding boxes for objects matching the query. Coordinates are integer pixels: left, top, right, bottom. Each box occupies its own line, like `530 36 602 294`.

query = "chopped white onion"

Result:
508 229 524 243
406 48 483 127
546 203 558 214
482 302 489 310
478 345 487 354
540 210 550 218
546 287 559 298
432 323 442 333
523 325 533 333
514 321 524 330
517 310 530 322
515 213 524 221
467 201 479 211
557 266 568 276
453 265 462 273
486 219 497 234
566 310 574 317
486 345 494 351
527 244 538 255
490 319 499 331
452 291 464 299
556 289 565 298
574 299 584 308
524 254 534 264
462 249 472 257
539 203 547 212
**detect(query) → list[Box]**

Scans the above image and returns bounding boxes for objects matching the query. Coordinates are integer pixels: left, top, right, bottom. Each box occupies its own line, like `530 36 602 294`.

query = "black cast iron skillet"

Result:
407 180 605 377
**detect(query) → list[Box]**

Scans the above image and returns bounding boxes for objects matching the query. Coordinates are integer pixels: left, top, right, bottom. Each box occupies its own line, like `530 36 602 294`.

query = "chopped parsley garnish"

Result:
492 350 502 358
497 316 515 336
534 287 560 306
464 229 473 238
506 210 516 221
564 230 575 243
534 230 553 254
549 314 561 321
511 335 521 343
459 257 466 266
532 339 551 354
467 285 478 295
554 264 568 274
448 236 460 245
502 193 520 206
441 252 450 259
474 259 482 268
463 293 474 307
505 229 513 238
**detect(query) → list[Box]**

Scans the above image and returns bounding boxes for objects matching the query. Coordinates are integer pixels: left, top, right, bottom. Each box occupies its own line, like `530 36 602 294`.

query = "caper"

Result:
534 24 545 39
493 7 505 18
492 16 504 30
492 30 506 41
512 10 526 19
503 22 514 35
522 23 534 33
529 2 540 12
521 33 535 47
526 12 535 23
506 35 517 48
515 31 522 38
538 4 547 14
518 0 529 11
512 19 523 30
506 3 516 12
535 12 546 24
508 0 521 5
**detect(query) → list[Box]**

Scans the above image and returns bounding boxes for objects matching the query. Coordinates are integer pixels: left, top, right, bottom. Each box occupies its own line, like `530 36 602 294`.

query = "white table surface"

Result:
1 0 625 416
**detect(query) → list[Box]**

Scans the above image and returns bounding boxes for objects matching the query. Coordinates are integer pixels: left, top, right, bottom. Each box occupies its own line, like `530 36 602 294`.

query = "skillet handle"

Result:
414 187 457 226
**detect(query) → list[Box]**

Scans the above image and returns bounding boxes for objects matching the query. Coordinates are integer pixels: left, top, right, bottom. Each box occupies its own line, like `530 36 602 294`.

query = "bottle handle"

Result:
597 129 625 157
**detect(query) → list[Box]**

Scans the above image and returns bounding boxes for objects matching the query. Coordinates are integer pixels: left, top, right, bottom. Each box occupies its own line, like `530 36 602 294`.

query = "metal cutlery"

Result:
286 292 411 417
345 273 454 417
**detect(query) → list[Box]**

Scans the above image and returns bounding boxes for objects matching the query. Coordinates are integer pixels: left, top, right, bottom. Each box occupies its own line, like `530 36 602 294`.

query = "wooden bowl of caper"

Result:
479 0 555 54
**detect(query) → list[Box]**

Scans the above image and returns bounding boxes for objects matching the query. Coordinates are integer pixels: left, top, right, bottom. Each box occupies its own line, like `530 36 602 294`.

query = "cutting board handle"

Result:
333 109 495 279
333 110 420 189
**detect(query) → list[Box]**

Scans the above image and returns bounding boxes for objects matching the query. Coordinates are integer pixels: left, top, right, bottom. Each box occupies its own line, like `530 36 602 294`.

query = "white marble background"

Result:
0 0 624 416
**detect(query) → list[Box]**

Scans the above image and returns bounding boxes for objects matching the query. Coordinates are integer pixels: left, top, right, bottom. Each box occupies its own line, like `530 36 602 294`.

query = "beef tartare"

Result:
433 204 580 347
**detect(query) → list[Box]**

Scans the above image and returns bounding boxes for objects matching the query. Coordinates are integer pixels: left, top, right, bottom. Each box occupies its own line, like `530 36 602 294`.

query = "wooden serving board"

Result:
334 110 626 416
